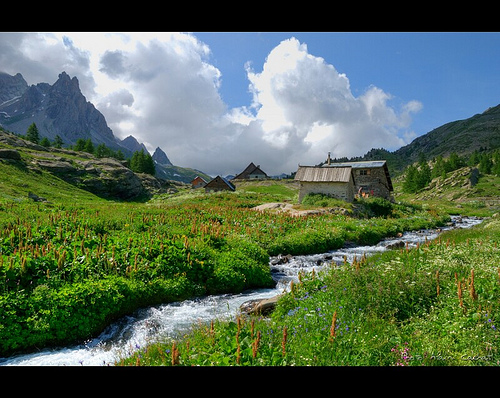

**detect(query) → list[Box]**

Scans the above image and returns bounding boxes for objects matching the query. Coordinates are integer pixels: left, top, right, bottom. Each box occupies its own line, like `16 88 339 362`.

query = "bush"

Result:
302 193 350 208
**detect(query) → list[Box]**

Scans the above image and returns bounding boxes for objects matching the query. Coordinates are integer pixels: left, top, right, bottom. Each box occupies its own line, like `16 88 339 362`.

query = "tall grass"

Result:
117 217 500 366
0 192 452 357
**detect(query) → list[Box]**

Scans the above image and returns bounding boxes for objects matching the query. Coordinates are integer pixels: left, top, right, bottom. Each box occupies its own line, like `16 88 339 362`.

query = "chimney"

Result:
327 152 331 166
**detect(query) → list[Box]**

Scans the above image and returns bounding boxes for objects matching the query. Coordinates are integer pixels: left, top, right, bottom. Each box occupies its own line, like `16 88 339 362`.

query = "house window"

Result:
359 169 370 176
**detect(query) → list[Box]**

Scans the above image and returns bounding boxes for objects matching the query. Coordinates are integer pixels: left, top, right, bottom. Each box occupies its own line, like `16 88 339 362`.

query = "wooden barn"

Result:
204 176 236 193
295 165 355 203
191 176 207 189
234 162 268 180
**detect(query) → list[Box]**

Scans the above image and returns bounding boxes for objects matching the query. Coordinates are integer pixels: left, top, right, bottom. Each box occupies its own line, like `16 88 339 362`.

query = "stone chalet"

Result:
204 175 236 193
233 162 268 180
295 158 393 203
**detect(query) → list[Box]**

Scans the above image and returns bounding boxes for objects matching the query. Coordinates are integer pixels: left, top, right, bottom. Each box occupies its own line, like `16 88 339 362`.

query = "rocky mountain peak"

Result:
121 135 149 154
152 146 172 166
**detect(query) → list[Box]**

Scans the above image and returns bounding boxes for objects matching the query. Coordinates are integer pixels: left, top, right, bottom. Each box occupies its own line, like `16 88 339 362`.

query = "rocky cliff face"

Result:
0 72 28 103
0 72 127 154
0 71 210 183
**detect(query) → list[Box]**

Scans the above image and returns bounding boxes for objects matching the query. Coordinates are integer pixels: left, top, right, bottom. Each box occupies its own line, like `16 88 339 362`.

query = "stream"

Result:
0 216 482 366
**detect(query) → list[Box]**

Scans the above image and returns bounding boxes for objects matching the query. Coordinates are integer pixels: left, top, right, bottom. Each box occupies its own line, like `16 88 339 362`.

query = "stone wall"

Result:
353 167 391 199
298 181 354 203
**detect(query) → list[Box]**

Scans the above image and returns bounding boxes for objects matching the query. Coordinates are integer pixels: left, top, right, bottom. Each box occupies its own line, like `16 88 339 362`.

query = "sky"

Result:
0 32 499 176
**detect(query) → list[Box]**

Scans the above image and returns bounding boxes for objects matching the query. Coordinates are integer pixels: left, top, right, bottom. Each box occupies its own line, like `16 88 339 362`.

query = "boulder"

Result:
240 295 281 316
0 148 21 160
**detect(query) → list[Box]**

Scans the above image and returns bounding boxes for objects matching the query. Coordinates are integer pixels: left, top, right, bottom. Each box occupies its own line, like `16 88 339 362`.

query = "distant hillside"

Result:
346 104 500 175
393 104 500 168
0 128 183 202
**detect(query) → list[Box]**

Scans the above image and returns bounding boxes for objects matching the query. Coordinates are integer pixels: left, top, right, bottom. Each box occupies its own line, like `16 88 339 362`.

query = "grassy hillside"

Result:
0 157 104 203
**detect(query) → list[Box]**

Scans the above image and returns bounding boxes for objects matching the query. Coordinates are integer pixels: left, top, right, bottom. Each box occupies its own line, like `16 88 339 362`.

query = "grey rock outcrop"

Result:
0 72 125 154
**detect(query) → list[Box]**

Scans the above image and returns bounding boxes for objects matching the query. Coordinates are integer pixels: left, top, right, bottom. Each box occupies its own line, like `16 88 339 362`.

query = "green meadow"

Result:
0 155 499 365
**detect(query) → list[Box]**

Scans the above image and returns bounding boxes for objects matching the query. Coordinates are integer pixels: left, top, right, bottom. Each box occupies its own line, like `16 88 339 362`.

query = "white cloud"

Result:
0 33 422 177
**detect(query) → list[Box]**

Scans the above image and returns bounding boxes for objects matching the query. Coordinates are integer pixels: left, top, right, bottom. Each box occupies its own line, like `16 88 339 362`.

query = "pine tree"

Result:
26 123 40 144
416 162 431 189
130 150 156 176
403 165 418 193
73 138 86 152
83 138 94 154
479 153 493 174
54 135 64 149
40 137 51 147
144 153 156 176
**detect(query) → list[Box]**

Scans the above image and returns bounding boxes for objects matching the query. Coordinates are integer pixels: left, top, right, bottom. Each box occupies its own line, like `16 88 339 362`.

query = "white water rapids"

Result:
0 216 482 366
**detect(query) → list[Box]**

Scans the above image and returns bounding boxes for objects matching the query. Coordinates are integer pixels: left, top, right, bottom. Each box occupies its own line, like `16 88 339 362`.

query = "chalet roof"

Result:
234 162 267 179
191 176 207 183
294 166 353 183
322 160 387 168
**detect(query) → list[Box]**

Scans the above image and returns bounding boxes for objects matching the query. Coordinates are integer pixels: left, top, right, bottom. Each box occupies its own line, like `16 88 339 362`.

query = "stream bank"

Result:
0 216 482 366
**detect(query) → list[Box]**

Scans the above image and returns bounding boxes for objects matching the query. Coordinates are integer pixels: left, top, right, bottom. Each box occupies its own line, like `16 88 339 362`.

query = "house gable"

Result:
191 176 207 189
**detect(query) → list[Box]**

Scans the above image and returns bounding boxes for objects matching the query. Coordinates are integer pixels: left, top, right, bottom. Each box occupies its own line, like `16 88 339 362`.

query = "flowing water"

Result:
0 216 482 366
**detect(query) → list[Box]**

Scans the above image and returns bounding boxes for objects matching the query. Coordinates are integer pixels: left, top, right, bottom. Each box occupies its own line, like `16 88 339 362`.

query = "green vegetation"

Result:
129 149 155 176
119 217 500 366
402 150 500 194
0 179 450 356
1 133 499 365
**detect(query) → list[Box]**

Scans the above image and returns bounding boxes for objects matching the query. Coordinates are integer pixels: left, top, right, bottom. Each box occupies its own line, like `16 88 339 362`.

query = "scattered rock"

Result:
270 254 293 265
384 240 405 249
28 192 48 202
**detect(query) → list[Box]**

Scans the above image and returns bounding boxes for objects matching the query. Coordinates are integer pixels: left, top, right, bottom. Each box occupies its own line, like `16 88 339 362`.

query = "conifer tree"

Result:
26 123 40 144
54 135 64 149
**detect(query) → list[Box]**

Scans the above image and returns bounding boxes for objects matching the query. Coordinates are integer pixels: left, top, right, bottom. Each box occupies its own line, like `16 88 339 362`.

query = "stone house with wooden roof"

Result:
204 175 236 193
233 162 268 180
295 155 394 203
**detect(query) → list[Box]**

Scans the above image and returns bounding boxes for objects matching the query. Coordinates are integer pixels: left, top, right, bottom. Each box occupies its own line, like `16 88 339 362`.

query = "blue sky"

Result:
1 32 499 176
195 32 500 137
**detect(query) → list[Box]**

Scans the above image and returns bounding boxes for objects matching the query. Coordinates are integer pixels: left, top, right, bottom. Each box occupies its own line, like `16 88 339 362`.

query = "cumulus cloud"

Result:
0 33 422 176
242 38 421 173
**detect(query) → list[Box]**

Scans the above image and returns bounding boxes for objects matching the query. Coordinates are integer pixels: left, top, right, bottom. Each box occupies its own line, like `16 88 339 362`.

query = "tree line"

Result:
23 122 155 176
403 150 500 193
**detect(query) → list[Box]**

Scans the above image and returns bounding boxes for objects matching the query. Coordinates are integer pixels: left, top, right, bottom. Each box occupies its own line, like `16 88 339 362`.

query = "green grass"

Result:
0 161 103 203
0 183 450 356
234 179 299 202
1 148 499 365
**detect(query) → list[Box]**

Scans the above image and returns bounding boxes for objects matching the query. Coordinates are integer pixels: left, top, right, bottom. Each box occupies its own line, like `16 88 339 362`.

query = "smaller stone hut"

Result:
234 162 268 180
191 176 207 189
204 176 236 193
